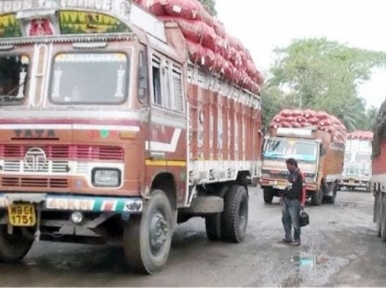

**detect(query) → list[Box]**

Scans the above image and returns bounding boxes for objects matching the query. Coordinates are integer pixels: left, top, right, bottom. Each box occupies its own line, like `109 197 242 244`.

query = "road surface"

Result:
1 188 386 287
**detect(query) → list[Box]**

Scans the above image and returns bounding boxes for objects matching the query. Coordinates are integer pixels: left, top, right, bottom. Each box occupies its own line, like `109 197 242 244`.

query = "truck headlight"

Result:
92 168 121 187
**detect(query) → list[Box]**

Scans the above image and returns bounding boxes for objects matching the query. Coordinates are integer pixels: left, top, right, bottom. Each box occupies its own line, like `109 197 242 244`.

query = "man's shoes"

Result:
291 240 301 246
279 238 292 244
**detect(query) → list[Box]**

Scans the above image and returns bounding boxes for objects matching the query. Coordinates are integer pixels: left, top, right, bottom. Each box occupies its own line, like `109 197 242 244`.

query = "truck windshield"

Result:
49 53 129 104
0 55 29 106
355 153 371 162
263 139 318 162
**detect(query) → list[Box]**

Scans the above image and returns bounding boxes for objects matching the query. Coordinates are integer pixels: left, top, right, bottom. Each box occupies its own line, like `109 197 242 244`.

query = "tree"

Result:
263 38 386 131
197 0 217 16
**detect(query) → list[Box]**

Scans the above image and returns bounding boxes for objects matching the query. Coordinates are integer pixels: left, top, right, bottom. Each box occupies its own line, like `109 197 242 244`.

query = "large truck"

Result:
0 0 263 274
260 109 346 206
372 101 386 242
338 131 373 192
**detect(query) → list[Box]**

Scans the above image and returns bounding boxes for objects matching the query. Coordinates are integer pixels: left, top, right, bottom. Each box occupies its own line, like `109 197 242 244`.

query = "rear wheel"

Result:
311 189 323 206
221 185 248 243
123 190 173 274
0 226 33 263
381 212 386 243
263 188 274 204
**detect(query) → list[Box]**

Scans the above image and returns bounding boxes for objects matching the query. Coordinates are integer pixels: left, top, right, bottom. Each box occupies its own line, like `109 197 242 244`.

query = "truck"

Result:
372 100 386 242
338 131 373 192
0 0 263 274
260 109 346 206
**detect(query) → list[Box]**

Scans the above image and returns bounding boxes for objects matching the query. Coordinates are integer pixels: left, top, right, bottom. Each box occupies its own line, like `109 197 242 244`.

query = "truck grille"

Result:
0 145 124 161
2 177 68 188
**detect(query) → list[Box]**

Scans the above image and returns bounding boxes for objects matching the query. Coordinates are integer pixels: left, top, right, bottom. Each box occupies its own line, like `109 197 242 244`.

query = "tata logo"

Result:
24 147 47 171
13 129 56 139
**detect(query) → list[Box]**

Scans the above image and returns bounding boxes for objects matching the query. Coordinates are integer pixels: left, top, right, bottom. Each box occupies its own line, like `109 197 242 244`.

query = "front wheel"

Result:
123 190 173 274
0 226 33 263
263 188 274 204
221 185 248 243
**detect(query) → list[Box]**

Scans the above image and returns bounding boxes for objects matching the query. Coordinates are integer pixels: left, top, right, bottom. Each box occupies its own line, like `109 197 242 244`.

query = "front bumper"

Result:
0 193 143 213
339 179 370 187
260 178 317 191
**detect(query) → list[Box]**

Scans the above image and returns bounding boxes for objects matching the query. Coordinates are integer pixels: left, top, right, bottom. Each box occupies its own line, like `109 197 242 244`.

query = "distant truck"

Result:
338 131 373 192
260 109 346 205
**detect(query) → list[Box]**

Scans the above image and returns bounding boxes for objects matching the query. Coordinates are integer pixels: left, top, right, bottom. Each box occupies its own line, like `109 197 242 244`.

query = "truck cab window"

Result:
152 56 162 106
0 55 29 105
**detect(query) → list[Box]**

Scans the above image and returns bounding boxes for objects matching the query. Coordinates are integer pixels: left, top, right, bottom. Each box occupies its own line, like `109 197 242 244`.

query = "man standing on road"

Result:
280 158 306 246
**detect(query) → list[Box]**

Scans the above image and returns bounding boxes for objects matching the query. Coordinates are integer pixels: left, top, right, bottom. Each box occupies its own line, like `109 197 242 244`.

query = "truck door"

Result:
145 51 187 203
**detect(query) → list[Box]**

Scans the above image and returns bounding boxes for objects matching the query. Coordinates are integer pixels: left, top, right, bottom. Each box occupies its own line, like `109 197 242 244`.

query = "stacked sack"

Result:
347 131 373 140
134 0 264 93
269 109 347 144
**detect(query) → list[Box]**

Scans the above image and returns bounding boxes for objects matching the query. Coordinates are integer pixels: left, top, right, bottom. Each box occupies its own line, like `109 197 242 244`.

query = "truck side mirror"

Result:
319 144 326 156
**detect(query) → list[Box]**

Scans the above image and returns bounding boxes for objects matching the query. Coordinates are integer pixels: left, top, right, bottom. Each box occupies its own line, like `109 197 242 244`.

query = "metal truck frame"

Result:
0 0 262 274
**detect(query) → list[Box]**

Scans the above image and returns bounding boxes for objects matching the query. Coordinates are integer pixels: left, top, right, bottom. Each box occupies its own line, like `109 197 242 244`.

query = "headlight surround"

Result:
92 168 121 187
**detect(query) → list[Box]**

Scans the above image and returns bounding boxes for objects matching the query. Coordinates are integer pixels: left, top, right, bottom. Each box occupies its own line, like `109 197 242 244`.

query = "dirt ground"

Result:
1 188 386 287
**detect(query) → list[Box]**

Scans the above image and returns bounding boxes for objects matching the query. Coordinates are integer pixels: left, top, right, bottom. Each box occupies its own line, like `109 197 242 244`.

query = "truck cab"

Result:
339 138 372 192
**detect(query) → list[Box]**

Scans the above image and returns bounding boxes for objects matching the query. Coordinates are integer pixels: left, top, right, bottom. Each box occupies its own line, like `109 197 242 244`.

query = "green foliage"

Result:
197 0 217 16
263 38 386 132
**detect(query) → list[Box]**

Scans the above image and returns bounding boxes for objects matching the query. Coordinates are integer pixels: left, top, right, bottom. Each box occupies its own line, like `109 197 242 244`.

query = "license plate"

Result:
349 180 354 184
8 204 36 227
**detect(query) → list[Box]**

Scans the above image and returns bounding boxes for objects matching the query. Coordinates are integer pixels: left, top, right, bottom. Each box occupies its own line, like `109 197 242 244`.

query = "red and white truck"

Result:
372 101 386 242
260 109 346 205
338 131 373 192
0 0 263 274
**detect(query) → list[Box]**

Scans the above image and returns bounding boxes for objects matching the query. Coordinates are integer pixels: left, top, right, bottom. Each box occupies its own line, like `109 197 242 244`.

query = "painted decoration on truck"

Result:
27 18 55 36
0 14 21 38
59 11 130 34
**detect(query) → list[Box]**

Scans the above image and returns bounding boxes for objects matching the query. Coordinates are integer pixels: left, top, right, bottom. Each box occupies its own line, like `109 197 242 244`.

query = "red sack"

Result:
213 20 226 38
159 17 216 50
164 0 201 20
280 109 292 117
302 109 316 118
147 0 167 16
227 35 244 51
316 111 329 120
216 36 229 58
281 121 292 128
308 117 319 125
213 54 227 74
186 40 215 69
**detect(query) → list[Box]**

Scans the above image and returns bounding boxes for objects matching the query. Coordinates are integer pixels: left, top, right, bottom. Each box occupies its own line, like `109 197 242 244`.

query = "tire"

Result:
324 185 337 205
123 190 173 274
0 226 33 263
311 189 323 206
205 213 221 241
221 185 248 243
263 188 274 204
381 212 386 243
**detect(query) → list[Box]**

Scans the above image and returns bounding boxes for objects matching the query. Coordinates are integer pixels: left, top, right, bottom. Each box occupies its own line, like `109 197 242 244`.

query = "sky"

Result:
216 0 386 109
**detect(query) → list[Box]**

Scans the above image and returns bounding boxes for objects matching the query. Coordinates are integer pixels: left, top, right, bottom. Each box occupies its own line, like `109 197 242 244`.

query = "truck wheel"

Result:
381 213 386 243
221 185 248 243
311 189 323 206
263 188 274 204
205 213 221 241
123 190 173 274
0 226 33 263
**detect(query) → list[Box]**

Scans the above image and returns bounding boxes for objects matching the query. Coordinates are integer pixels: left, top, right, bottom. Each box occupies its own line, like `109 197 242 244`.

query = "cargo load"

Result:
138 0 264 92
261 109 346 206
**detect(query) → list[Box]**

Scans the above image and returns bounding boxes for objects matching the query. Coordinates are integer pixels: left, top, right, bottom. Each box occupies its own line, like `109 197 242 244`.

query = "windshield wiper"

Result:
0 78 29 102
